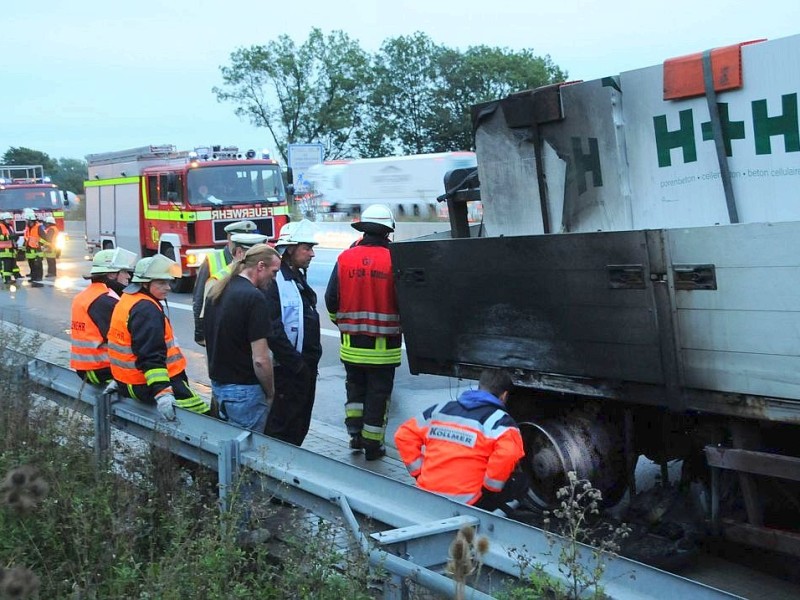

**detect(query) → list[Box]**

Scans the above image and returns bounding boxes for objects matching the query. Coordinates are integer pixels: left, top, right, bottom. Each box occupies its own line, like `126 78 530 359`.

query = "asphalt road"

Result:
0 221 463 447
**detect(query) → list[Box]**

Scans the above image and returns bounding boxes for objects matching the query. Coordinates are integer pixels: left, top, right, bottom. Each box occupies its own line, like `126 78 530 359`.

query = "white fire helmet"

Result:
0 212 12 221
22 208 37 221
352 204 395 233
89 248 138 275
130 254 182 282
276 219 318 248
44 216 56 225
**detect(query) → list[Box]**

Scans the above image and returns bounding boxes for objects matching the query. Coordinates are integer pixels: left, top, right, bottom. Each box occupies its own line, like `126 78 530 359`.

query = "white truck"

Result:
304 152 477 218
392 34 800 557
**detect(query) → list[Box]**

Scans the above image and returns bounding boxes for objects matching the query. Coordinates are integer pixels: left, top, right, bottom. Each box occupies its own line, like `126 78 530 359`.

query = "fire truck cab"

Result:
85 145 291 292
0 164 69 259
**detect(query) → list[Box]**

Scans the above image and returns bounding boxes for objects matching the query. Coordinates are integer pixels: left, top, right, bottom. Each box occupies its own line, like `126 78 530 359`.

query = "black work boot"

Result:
349 434 363 452
363 443 386 461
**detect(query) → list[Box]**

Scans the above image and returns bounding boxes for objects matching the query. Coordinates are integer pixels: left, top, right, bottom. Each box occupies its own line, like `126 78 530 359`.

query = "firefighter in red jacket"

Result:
394 369 528 512
108 254 209 420
325 204 401 460
70 248 137 386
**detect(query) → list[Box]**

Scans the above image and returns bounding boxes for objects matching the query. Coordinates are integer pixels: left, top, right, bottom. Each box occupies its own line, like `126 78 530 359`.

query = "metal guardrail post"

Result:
93 390 111 467
218 438 240 513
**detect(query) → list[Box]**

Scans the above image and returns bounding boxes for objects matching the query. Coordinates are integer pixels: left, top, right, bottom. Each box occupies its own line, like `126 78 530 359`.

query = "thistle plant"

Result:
447 525 491 600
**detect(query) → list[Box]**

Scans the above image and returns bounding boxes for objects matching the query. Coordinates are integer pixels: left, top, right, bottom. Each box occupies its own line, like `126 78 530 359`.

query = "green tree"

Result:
214 28 372 163
1 147 57 174
369 32 447 155
52 158 88 194
431 46 567 151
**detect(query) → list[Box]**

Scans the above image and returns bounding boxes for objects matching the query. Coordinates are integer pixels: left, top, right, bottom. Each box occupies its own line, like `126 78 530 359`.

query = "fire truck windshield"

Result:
0 187 64 211
187 165 286 207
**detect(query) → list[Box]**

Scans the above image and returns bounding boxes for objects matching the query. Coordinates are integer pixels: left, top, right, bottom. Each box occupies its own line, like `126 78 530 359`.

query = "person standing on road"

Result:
394 369 528 512
0 212 20 287
108 254 210 420
22 209 45 287
203 243 282 431
192 219 259 346
325 204 402 460
43 215 60 278
264 220 322 446
70 248 138 386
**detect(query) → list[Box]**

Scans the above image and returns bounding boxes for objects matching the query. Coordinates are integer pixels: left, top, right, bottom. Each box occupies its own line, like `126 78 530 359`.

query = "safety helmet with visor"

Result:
0 211 12 221
88 248 138 276
131 254 182 282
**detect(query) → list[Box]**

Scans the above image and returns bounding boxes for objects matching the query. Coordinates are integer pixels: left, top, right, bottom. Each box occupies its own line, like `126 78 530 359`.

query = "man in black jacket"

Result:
263 220 322 445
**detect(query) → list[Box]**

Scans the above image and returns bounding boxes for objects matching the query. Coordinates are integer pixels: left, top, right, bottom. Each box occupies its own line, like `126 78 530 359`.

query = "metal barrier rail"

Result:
19 352 740 599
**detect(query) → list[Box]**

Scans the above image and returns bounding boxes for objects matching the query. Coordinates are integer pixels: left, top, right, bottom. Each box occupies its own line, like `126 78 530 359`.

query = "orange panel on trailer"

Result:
662 39 765 100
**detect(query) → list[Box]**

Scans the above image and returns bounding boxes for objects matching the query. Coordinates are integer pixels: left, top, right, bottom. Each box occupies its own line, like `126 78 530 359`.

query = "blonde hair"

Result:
206 243 279 303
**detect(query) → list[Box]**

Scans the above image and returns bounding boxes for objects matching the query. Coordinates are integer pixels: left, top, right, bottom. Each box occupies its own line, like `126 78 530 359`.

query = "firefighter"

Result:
264 220 322 446
108 254 209 420
324 204 402 460
22 209 45 287
192 219 259 346
70 247 138 386
0 212 20 287
394 369 528 512
42 215 59 277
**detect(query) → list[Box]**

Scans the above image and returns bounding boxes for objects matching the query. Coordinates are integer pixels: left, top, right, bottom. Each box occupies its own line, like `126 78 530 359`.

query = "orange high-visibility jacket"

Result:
70 282 118 371
395 390 525 505
108 293 187 385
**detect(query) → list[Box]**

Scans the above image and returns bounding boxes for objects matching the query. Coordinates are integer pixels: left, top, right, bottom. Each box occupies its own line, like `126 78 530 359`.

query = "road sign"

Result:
287 143 324 193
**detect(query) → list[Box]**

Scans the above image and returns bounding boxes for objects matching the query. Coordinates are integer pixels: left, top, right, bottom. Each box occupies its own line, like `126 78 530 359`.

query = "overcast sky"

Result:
3 0 799 162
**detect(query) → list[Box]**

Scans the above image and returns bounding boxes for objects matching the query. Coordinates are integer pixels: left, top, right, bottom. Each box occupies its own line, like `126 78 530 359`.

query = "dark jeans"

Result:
343 363 395 447
264 361 318 446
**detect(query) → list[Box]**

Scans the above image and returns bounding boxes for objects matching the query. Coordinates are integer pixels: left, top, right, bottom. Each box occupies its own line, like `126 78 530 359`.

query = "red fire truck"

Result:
0 165 69 258
84 145 292 292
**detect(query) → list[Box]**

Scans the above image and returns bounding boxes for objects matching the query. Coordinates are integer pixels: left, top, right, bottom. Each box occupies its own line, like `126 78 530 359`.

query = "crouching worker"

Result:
108 254 210 420
70 247 138 386
394 368 528 513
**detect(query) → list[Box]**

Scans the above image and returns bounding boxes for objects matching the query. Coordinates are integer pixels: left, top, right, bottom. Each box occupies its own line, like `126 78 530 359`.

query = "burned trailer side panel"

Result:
393 229 666 388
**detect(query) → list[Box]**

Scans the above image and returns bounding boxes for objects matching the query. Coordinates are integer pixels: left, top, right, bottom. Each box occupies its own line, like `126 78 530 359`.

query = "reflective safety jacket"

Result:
0 221 14 256
43 224 58 258
394 389 525 505
325 236 402 366
24 222 45 257
70 282 118 372
108 292 187 387
206 248 230 280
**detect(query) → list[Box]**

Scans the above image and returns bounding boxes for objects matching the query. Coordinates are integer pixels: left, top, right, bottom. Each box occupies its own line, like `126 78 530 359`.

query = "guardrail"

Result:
6 324 740 599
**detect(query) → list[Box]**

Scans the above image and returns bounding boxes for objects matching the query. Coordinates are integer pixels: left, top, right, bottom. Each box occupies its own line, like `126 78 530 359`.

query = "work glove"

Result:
156 394 177 421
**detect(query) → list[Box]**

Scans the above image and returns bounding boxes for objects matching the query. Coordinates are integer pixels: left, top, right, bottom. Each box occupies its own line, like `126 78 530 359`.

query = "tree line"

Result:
214 28 566 163
2 30 565 186
1 147 87 195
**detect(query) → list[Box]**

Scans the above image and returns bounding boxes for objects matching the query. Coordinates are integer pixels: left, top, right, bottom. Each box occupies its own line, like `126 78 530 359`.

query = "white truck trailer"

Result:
305 152 477 218
392 34 800 557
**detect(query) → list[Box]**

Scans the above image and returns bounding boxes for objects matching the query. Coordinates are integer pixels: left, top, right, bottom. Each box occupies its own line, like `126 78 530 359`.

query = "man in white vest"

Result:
263 220 322 445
